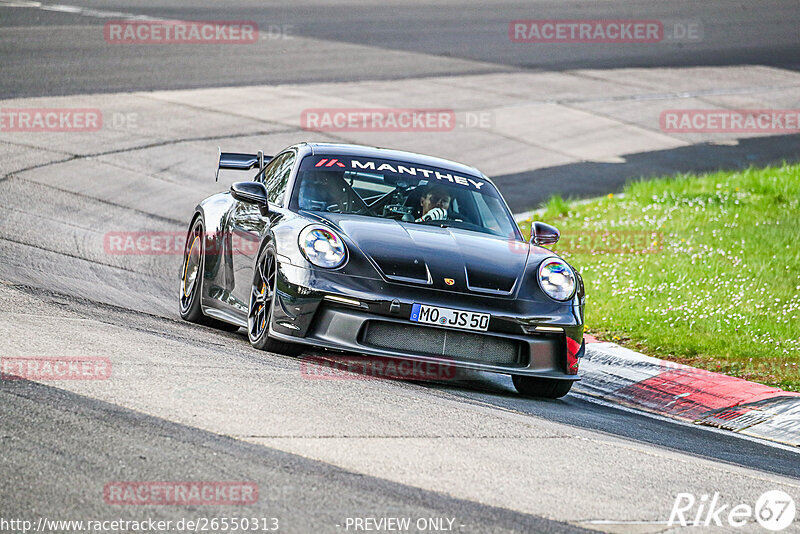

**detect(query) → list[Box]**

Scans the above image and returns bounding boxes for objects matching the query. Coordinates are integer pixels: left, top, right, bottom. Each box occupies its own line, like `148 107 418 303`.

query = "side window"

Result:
264 152 295 205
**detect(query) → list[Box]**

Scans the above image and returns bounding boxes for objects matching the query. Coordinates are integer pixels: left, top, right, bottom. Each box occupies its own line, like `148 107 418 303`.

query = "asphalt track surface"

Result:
2 2 800 533
0 377 579 534
2 0 800 98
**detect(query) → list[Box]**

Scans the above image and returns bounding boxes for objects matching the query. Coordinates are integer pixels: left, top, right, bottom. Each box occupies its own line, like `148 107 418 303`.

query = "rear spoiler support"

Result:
215 147 271 181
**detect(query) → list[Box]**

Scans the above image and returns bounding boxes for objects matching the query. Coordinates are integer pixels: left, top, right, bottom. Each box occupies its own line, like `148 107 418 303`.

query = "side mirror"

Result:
530 221 560 246
231 181 269 212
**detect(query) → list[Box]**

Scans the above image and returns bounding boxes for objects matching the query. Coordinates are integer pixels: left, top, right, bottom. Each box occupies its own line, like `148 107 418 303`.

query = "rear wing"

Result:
215 148 272 181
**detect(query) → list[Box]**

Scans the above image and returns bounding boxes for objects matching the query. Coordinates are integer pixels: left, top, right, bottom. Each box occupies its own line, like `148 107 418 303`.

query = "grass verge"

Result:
518 163 800 391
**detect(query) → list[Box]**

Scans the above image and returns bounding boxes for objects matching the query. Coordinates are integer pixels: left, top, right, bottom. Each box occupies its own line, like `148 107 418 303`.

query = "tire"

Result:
179 216 240 332
247 242 303 356
512 375 573 399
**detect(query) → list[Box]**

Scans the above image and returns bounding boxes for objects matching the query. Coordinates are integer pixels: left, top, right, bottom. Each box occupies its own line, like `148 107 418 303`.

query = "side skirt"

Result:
203 302 248 328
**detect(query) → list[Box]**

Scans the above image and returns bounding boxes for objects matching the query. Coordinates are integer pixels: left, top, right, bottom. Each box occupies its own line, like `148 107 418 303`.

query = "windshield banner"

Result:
301 156 487 192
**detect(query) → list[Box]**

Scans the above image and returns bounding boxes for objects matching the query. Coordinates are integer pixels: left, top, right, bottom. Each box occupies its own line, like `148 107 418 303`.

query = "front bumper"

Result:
269 261 584 379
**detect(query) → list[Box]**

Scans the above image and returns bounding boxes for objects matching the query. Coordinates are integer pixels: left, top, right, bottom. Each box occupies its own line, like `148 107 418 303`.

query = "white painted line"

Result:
38 4 82 13
580 520 671 525
0 1 182 22
0 1 42 7
513 196 623 222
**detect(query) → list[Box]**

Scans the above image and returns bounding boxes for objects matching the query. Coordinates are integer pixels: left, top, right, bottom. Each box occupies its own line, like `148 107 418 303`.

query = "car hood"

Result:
313 213 538 295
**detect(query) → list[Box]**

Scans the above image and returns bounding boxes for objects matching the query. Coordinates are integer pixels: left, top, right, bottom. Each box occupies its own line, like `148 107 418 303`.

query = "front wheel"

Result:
512 375 573 399
248 243 303 356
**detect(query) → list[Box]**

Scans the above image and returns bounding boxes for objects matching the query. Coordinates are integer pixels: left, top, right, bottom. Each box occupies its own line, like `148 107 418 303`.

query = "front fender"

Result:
194 192 238 305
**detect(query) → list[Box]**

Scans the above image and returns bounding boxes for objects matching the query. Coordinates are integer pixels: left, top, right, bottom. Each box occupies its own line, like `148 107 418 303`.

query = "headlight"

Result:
299 225 347 269
538 258 576 301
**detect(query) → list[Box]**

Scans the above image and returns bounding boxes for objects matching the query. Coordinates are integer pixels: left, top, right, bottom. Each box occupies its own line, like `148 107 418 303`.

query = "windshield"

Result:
291 155 522 239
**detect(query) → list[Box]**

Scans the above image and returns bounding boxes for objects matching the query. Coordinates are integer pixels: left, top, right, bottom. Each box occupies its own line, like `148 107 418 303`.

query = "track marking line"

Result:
0 0 158 21
579 519 670 525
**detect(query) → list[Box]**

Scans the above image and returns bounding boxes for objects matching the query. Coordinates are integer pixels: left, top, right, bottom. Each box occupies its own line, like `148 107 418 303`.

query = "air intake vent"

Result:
465 267 516 294
361 321 524 365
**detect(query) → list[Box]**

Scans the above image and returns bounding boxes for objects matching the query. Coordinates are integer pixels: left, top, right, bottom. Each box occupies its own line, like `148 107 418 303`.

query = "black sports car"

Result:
180 143 585 398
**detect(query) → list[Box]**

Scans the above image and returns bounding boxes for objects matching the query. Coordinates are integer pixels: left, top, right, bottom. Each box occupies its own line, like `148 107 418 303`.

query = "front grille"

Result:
361 321 524 365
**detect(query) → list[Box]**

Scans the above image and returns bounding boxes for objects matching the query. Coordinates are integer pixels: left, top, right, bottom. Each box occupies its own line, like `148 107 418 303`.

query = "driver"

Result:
298 173 347 212
416 184 451 222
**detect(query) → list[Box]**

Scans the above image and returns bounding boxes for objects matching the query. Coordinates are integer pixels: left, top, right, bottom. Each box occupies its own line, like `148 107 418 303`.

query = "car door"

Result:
229 150 296 310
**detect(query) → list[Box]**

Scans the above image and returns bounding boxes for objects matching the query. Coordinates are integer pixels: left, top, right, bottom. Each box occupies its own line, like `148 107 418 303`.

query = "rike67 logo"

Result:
669 491 796 531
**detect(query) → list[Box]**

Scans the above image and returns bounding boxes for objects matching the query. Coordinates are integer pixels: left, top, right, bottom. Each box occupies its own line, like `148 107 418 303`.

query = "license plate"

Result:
410 303 490 332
